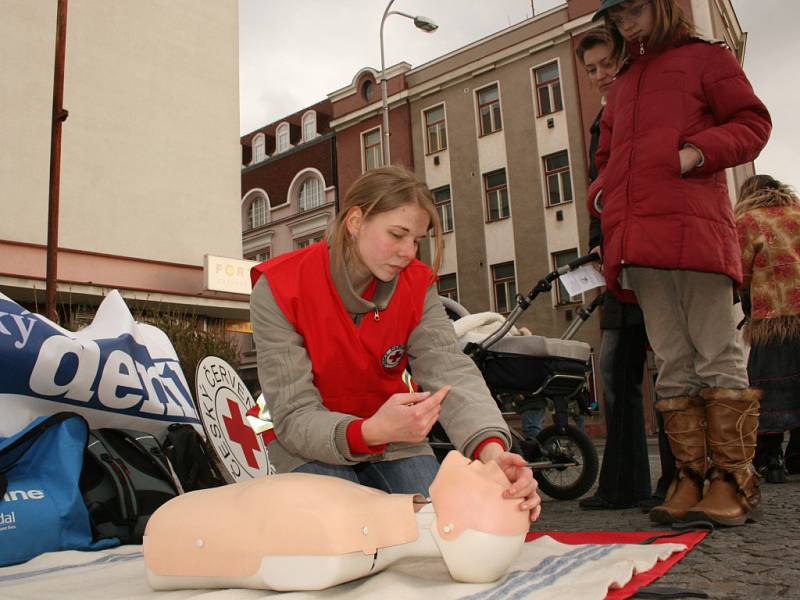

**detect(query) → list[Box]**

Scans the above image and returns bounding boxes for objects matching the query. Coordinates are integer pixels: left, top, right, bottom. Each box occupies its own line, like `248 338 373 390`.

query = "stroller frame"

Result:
436 252 602 500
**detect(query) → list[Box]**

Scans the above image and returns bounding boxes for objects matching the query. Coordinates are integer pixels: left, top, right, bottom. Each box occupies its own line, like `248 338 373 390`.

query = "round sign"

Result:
195 356 276 481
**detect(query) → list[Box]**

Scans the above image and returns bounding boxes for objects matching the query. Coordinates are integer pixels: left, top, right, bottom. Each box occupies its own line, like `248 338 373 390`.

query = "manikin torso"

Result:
144 452 530 591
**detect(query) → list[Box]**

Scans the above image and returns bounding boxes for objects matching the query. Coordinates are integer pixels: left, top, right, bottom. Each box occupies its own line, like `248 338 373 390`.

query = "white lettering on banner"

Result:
29 336 100 401
28 336 194 417
135 362 170 415
157 362 194 416
98 350 142 410
0 312 37 349
0 512 16 526
2 489 44 502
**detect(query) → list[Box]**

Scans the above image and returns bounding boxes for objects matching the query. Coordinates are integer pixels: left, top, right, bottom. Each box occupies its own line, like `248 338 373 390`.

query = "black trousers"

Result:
596 323 652 504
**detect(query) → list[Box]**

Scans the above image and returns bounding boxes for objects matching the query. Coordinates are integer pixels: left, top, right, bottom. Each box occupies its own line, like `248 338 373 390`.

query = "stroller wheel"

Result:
534 424 599 501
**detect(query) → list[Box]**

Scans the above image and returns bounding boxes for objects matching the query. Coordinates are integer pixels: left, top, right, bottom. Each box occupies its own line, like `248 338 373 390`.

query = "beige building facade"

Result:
1 0 247 319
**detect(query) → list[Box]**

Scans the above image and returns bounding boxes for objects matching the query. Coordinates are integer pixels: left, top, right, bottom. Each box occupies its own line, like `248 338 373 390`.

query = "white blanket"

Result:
0 536 684 600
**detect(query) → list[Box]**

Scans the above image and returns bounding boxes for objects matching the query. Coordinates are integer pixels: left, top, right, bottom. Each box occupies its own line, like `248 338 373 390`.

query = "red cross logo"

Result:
222 398 261 469
382 344 406 369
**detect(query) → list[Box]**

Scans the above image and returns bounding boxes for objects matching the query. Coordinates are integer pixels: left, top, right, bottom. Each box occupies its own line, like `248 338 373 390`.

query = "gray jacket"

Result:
250 249 511 473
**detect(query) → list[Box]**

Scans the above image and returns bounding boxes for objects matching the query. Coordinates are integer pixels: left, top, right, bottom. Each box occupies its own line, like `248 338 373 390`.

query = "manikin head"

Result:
429 451 531 582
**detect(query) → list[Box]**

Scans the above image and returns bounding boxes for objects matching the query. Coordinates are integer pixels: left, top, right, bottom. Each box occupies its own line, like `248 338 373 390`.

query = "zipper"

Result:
639 39 645 55
373 307 380 322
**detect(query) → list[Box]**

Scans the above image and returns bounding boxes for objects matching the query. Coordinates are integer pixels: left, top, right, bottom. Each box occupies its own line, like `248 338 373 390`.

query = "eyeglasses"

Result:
608 1 650 26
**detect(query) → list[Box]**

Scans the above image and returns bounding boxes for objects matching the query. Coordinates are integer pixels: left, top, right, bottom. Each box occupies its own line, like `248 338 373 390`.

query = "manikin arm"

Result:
144 452 530 591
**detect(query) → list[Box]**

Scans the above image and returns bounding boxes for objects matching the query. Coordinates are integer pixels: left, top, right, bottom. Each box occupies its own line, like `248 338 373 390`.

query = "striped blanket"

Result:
0 532 698 600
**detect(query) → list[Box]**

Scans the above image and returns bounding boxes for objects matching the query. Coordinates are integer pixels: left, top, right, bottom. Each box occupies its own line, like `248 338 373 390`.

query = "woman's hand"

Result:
479 445 542 522
361 385 449 446
679 146 702 174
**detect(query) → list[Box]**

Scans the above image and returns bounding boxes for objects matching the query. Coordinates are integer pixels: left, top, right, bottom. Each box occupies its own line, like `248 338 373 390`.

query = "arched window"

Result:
252 133 266 163
276 123 290 153
299 177 324 212
362 79 374 102
248 196 267 229
302 111 317 142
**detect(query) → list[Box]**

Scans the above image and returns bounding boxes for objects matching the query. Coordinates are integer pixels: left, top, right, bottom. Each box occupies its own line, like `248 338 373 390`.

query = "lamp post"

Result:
379 1 437 165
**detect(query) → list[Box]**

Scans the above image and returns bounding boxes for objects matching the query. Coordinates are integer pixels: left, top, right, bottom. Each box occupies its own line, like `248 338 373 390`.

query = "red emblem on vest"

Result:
381 345 406 369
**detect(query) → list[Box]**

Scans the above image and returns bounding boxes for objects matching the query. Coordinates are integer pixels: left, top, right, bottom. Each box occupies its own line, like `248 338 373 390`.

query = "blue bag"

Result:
0 412 116 566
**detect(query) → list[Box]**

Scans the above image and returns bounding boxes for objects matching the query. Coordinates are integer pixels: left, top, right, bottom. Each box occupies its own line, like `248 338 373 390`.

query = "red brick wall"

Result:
335 104 414 200
241 136 335 208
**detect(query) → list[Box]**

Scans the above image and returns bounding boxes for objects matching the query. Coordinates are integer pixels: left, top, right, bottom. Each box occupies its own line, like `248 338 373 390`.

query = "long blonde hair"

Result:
330 166 444 274
735 174 799 216
605 0 695 58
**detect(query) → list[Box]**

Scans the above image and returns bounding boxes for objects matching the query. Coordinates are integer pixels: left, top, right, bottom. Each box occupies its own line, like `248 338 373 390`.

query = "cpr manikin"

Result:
144 451 530 591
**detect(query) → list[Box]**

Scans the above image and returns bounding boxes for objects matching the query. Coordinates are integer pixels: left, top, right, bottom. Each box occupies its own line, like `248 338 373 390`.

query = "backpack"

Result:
0 413 116 566
161 423 228 492
80 428 182 545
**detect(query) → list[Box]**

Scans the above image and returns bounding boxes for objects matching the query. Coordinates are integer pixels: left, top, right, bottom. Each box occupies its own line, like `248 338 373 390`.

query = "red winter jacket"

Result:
587 38 771 301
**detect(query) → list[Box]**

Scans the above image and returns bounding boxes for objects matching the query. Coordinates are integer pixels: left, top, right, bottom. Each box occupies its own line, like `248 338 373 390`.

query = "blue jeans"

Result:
294 455 440 497
521 405 585 440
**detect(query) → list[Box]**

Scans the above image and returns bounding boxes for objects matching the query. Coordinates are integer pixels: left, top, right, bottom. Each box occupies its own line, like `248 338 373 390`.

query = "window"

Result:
492 262 517 314
362 79 374 102
294 232 325 250
543 151 573 206
534 62 563 116
245 247 271 262
432 186 454 233
477 84 502 135
247 196 267 229
484 169 510 222
552 249 580 304
302 112 317 142
437 273 458 302
425 105 447 153
362 128 383 171
276 123 290 153
252 134 266 163
299 177 324 211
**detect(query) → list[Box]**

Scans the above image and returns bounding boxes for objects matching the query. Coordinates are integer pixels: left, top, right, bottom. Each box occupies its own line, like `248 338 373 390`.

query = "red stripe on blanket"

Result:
525 530 708 600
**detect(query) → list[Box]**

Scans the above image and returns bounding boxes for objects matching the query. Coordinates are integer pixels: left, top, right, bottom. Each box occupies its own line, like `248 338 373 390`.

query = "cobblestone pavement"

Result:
532 440 800 599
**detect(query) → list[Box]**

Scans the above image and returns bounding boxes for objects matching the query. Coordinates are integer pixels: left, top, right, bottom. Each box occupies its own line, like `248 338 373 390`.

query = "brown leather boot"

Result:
683 387 762 527
649 396 707 525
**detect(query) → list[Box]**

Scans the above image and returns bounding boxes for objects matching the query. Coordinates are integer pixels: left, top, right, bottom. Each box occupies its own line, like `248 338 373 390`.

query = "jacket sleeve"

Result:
250 275 367 465
406 286 511 458
684 45 772 175
736 212 759 290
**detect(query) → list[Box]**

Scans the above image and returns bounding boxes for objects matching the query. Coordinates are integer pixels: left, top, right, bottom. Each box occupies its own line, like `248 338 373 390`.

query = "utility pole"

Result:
46 0 69 323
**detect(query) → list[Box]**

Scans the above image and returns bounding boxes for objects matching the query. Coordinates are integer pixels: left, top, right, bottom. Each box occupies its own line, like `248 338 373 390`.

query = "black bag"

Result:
161 423 227 492
80 428 181 545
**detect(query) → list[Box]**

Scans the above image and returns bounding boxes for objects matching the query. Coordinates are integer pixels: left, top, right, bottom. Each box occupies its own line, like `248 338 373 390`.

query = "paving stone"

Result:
532 439 800 598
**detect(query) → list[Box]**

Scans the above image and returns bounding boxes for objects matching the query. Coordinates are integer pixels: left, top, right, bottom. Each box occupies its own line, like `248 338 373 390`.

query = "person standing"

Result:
575 29 655 511
589 0 771 526
735 175 800 483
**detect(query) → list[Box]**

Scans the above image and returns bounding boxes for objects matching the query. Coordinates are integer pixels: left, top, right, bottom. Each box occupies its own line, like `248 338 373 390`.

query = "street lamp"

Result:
379 1 437 165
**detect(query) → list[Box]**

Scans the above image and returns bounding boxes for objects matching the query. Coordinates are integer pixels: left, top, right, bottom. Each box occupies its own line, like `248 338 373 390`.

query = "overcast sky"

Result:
239 0 799 189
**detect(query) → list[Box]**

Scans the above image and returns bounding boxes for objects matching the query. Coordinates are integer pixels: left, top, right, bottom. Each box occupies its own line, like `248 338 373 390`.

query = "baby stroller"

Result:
430 253 602 500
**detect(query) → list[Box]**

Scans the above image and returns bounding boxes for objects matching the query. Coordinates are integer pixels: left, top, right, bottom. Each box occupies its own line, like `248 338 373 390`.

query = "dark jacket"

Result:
588 38 771 302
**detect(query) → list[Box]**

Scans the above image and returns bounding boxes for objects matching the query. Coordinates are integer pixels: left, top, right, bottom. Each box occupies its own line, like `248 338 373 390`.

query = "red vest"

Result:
250 241 432 418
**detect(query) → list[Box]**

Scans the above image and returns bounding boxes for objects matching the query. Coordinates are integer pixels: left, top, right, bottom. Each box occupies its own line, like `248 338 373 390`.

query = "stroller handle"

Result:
473 252 601 353
553 252 601 279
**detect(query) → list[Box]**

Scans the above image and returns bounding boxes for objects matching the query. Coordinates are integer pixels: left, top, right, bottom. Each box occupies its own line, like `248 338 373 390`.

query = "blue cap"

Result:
592 0 627 21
